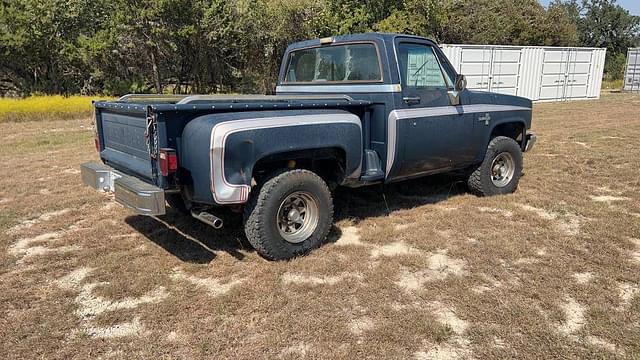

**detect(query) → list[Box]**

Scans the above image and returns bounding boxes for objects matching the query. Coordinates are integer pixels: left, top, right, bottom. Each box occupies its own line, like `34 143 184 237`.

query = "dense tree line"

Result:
0 0 638 96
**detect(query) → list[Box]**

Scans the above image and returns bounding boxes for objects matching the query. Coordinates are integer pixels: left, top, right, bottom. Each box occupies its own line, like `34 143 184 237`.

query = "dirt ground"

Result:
1 93 639 359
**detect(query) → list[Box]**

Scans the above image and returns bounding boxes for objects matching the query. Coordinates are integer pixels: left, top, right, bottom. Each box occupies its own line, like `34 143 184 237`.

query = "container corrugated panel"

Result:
440 44 606 102
624 48 640 92
518 47 544 100
441 46 461 72
589 48 607 97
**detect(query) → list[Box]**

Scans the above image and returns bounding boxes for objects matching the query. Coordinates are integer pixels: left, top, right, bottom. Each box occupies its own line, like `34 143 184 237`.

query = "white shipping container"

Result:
440 44 606 102
624 48 640 92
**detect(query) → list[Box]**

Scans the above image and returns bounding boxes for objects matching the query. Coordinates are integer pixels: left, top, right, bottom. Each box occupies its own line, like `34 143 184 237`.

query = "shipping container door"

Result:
459 47 492 91
564 50 591 99
539 49 569 101
490 48 521 96
625 49 640 92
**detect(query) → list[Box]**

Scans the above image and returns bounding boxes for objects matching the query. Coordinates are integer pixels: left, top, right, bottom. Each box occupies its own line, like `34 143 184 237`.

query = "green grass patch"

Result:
0 96 104 123
601 79 624 90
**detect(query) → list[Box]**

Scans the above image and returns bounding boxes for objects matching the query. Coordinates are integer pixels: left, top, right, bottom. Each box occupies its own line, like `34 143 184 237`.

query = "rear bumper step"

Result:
81 162 165 216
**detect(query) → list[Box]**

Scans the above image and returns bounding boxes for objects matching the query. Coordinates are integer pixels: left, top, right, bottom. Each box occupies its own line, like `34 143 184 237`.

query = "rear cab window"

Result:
284 43 383 83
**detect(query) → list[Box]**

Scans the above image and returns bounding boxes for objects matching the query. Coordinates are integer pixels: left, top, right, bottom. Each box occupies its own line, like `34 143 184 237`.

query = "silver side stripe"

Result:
386 104 532 177
276 84 402 94
210 114 362 204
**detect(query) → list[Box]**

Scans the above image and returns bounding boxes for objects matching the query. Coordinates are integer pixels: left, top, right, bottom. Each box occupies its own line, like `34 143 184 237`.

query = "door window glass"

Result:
398 43 448 88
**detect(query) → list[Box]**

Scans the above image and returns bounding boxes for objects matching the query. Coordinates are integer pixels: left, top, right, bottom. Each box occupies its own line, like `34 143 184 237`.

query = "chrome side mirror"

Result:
448 74 466 106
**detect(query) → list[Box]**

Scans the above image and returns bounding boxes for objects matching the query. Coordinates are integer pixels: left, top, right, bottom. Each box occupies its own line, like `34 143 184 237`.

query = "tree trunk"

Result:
150 49 162 94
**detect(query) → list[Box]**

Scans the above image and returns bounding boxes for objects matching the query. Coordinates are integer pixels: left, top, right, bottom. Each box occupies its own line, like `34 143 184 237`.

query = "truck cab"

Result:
276 33 534 182
82 33 536 260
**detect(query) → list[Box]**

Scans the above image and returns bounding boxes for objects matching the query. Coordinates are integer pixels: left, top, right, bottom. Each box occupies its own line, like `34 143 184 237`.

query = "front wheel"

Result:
467 136 523 196
243 169 334 260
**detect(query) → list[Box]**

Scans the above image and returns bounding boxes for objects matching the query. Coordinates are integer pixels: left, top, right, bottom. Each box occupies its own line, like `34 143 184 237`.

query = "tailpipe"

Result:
191 210 223 229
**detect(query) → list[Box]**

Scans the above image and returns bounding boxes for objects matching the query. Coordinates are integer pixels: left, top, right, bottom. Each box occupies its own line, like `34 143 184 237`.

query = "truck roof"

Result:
285 32 435 52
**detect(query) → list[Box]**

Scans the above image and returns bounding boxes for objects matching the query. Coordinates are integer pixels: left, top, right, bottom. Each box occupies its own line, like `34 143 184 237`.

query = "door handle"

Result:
403 96 421 105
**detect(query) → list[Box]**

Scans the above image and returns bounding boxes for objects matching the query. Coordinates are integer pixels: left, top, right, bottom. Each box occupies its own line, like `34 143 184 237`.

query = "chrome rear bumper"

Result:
81 162 165 215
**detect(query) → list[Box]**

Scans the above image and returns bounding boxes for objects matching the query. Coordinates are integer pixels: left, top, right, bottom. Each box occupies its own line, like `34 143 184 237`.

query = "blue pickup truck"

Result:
81 33 536 260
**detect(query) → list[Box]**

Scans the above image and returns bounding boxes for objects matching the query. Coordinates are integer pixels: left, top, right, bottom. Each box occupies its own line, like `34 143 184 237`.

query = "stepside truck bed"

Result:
85 94 371 214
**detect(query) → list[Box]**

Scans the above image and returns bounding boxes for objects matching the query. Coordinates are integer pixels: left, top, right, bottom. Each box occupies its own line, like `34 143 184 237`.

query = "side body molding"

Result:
386 104 532 178
181 110 362 205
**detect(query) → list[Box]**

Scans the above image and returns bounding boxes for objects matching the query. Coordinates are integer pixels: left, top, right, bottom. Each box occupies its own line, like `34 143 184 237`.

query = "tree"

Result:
579 0 640 54
439 0 550 45
0 0 111 95
552 0 640 79
1 0 636 96
544 1 580 46
375 0 447 40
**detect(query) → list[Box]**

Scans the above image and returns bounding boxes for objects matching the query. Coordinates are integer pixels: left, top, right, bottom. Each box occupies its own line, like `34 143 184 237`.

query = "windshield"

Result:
284 43 382 83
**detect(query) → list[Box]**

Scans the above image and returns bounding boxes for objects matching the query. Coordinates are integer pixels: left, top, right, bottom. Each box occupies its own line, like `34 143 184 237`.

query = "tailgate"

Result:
96 106 154 180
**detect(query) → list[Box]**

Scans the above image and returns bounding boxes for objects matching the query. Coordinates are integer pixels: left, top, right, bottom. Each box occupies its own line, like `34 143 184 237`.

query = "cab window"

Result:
285 43 382 83
398 43 451 88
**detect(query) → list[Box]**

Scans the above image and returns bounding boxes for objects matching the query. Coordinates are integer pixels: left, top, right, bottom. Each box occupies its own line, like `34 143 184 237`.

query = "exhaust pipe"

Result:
191 210 223 229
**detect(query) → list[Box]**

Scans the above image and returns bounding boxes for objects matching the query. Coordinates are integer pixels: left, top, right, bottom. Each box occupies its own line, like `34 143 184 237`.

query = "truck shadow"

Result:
333 173 468 222
125 173 468 264
125 208 250 264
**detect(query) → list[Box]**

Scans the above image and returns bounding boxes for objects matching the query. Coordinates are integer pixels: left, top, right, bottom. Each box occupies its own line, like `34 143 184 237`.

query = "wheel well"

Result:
251 148 346 188
490 122 524 146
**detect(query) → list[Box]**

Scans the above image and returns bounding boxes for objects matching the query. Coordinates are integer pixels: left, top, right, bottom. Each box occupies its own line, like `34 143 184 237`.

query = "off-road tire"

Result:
243 169 334 260
467 136 523 196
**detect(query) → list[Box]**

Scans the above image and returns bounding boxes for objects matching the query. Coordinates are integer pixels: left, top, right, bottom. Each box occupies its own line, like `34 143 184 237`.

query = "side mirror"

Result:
454 74 467 92
448 74 466 106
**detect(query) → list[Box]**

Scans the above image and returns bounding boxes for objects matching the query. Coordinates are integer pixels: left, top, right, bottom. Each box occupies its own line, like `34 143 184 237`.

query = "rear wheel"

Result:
467 136 523 196
244 169 333 260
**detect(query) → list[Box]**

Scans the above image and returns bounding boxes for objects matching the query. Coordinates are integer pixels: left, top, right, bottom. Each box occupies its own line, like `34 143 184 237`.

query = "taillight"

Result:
159 148 178 176
94 134 101 153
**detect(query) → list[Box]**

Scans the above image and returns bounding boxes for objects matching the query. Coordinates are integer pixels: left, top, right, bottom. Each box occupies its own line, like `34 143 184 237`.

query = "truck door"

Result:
390 41 474 179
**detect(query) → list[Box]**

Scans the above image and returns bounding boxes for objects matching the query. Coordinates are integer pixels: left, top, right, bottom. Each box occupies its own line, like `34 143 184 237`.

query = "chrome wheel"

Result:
277 191 320 244
491 152 515 187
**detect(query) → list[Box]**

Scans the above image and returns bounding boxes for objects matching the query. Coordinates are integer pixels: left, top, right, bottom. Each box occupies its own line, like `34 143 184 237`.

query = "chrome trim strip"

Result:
177 94 356 104
117 94 187 102
276 84 401 94
210 114 362 204
386 104 531 177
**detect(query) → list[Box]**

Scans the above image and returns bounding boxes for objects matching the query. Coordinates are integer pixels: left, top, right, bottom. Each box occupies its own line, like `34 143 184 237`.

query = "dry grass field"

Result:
1 93 639 359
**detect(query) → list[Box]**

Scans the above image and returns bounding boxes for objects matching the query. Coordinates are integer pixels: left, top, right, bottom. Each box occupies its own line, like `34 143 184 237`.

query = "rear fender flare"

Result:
210 112 362 204
181 109 363 205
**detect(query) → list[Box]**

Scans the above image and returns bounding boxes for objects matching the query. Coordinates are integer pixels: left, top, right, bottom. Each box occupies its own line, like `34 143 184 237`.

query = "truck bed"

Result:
93 94 372 188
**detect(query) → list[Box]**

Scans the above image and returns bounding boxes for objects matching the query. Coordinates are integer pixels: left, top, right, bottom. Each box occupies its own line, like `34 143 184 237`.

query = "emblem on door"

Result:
478 113 491 126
